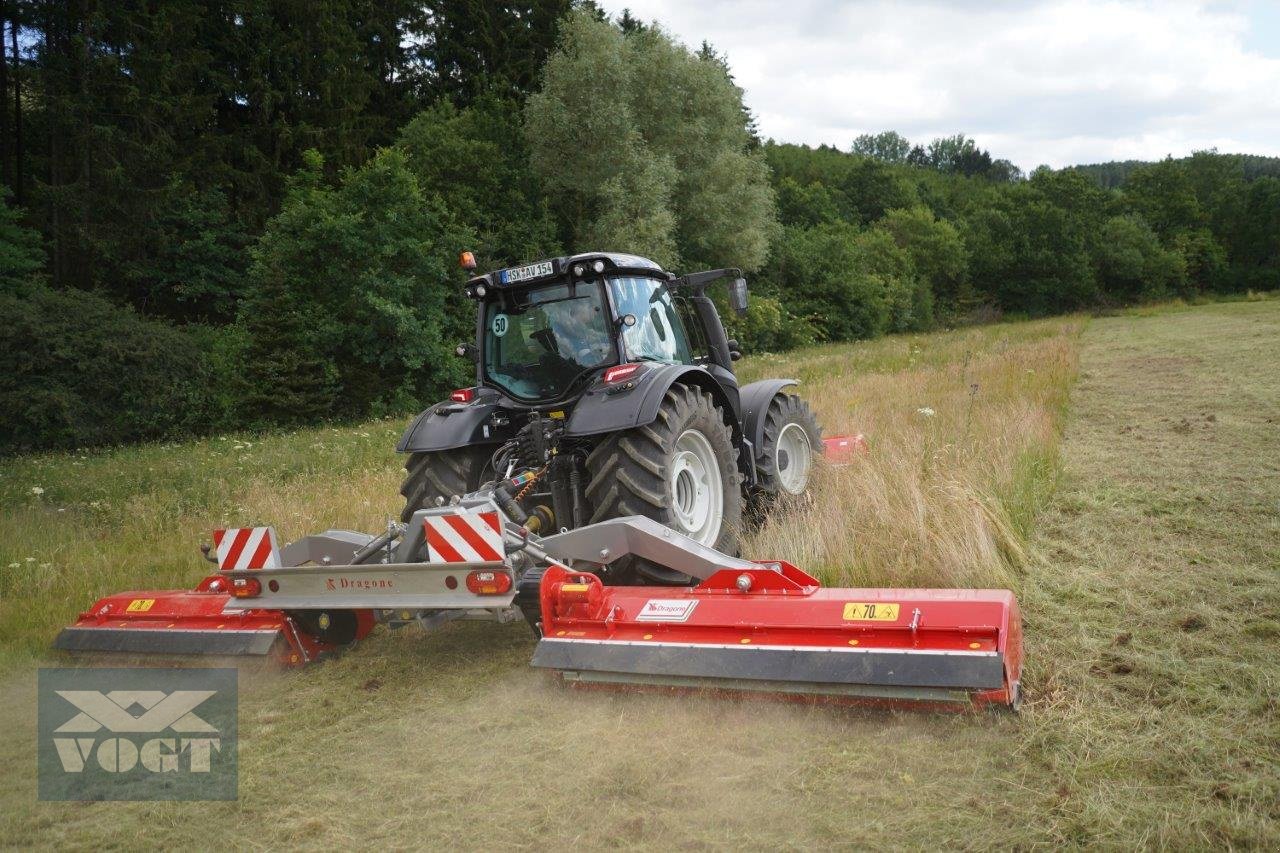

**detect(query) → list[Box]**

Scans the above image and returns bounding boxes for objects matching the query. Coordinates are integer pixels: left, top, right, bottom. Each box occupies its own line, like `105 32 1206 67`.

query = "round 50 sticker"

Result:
491 314 509 337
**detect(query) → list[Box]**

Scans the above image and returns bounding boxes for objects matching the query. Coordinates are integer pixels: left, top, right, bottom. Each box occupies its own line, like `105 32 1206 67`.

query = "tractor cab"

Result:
463 253 739 407
396 250 810 574
481 277 616 402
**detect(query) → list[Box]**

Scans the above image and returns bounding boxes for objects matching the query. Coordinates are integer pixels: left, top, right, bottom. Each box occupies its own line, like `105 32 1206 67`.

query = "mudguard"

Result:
395 395 506 453
564 364 740 442
739 378 800 463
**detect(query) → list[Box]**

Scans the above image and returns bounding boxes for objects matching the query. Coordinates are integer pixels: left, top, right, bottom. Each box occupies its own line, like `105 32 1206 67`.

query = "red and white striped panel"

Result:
424 511 504 564
213 526 281 571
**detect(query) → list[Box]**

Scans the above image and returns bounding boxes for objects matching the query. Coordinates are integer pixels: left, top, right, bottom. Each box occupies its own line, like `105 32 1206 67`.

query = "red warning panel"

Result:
212 527 281 571
424 511 504 564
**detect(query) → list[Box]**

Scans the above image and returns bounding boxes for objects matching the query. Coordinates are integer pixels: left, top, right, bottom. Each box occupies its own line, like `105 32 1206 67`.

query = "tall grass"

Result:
741 318 1083 590
0 425 408 666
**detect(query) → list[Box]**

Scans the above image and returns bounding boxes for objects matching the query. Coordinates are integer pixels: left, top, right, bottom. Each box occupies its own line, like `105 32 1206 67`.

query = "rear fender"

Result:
396 394 505 454
564 364 743 449
739 378 800 465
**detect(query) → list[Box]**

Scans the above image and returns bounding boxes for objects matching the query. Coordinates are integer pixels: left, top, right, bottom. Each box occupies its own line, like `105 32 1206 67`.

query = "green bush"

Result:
0 192 44 298
1226 177 1280 291
185 322 251 433
239 149 475 424
838 157 920 223
877 206 968 313
1172 229 1229 295
853 228 932 333
717 290 817 354
1095 214 1186 302
964 190 1095 315
763 223 893 342
0 287 215 452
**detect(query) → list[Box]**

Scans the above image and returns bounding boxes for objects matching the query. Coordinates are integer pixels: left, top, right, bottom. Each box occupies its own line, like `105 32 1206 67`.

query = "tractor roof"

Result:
563 251 665 273
465 252 671 292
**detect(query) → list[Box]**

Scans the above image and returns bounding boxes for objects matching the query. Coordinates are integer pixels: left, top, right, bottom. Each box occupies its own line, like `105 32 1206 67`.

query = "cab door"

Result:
608 276 695 365
608 275 741 418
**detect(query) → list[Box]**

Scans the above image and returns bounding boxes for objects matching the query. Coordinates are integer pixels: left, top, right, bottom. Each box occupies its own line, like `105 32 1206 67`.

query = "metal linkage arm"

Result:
535 515 761 581
279 530 378 567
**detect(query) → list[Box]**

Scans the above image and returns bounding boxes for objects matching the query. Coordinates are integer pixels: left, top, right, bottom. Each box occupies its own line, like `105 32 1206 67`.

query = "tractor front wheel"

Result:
751 393 822 512
585 385 742 585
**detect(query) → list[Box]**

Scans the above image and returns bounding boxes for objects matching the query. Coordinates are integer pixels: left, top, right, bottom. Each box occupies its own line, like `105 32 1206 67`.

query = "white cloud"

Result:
599 0 1280 169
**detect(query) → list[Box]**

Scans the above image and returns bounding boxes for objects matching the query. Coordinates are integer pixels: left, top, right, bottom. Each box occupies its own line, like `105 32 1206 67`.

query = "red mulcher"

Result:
54 575 378 666
56 484 1023 712
531 564 1021 710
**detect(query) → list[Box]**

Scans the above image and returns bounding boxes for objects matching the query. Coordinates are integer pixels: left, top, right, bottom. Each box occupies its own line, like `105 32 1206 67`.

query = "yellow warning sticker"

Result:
125 598 155 613
842 602 899 621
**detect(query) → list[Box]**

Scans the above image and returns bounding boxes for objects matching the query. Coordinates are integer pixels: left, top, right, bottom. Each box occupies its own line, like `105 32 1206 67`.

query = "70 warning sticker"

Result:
842 602 900 621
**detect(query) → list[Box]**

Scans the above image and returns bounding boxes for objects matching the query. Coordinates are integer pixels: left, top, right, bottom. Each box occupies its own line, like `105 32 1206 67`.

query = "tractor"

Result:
55 250 1026 709
395 252 822 584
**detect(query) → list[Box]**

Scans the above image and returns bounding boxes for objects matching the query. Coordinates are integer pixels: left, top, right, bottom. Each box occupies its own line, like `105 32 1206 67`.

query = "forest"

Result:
1 1 1277 452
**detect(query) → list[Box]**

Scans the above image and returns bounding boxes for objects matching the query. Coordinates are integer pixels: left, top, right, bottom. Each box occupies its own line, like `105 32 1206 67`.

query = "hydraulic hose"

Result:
350 522 405 564
494 484 530 525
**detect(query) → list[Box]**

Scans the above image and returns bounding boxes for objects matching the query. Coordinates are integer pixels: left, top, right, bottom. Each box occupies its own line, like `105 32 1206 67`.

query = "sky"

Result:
597 0 1280 171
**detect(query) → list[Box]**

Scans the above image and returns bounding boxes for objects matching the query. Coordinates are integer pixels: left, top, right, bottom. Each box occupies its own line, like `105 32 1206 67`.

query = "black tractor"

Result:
395 252 822 584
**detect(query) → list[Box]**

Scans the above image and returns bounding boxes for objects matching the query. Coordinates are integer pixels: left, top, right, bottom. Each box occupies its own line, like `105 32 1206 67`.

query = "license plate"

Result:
499 261 554 284
842 602 900 621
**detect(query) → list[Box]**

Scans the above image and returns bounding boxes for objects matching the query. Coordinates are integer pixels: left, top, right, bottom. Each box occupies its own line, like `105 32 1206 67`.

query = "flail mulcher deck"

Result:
531 562 1022 710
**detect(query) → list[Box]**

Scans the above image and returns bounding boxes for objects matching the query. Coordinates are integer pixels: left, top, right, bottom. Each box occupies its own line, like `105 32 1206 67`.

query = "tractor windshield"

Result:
483 281 615 401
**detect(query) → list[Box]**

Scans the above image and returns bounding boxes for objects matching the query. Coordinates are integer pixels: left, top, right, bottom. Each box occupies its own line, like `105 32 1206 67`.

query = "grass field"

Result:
1 299 1277 848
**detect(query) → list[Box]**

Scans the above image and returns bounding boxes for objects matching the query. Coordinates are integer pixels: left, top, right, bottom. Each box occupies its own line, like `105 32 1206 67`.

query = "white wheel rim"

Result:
669 429 723 545
776 422 813 495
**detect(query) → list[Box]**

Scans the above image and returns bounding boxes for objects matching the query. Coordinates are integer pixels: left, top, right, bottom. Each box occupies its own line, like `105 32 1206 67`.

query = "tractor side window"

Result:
673 296 710 363
609 277 693 365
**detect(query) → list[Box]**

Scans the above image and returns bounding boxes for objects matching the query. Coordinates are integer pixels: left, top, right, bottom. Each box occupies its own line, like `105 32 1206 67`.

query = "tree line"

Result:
1 3 1277 453
1068 154 1280 190
744 138 1280 350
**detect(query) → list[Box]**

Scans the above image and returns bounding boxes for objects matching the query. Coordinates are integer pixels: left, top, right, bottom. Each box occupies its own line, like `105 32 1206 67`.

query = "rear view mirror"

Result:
729 277 749 315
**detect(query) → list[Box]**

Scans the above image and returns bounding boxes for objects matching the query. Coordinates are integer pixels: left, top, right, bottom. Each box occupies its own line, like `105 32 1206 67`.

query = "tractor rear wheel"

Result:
585 385 742 585
750 393 822 511
399 447 494 523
